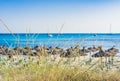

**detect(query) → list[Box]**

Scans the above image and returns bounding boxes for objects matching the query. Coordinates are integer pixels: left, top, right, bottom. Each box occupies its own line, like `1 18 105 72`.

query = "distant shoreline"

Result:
0 33 120 34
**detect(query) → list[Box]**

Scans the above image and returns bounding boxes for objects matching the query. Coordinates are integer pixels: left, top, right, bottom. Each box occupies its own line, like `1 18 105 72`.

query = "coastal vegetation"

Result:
0 45 120 81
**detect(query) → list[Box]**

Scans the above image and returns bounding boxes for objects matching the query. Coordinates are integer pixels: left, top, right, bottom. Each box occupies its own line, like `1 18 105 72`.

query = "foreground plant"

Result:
0 56 120 81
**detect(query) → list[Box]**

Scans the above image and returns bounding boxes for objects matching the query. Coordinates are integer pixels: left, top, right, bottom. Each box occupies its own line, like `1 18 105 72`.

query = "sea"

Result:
0 33 120 50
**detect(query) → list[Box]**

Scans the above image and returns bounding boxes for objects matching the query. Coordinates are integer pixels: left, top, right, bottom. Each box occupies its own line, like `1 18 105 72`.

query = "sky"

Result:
0 0 120 33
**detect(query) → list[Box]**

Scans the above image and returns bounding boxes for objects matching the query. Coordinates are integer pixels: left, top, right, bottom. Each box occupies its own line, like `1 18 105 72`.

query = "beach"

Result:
0 33 120 80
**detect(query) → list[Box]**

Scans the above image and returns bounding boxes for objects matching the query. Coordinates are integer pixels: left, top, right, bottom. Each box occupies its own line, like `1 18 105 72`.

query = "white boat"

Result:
48 33 53 37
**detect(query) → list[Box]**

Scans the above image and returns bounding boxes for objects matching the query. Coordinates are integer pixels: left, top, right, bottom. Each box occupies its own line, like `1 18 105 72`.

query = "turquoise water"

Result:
0 33 120 49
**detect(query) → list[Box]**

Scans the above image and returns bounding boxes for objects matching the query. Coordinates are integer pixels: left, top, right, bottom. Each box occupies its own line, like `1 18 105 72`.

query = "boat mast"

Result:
110 24 112 33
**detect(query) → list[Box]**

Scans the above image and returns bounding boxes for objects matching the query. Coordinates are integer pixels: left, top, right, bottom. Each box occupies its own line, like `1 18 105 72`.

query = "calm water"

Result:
0 33 120 49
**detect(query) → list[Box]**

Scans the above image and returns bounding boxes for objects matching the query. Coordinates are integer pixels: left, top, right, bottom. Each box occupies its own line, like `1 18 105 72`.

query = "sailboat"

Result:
48 33 53 37
47 27 53 37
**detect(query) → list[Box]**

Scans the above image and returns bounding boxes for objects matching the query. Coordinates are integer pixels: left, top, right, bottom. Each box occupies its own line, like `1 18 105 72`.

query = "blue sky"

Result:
0 0 120 33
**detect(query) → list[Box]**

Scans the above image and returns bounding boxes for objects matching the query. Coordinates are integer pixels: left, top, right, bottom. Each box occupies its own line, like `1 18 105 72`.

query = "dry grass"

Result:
0 56 120 81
